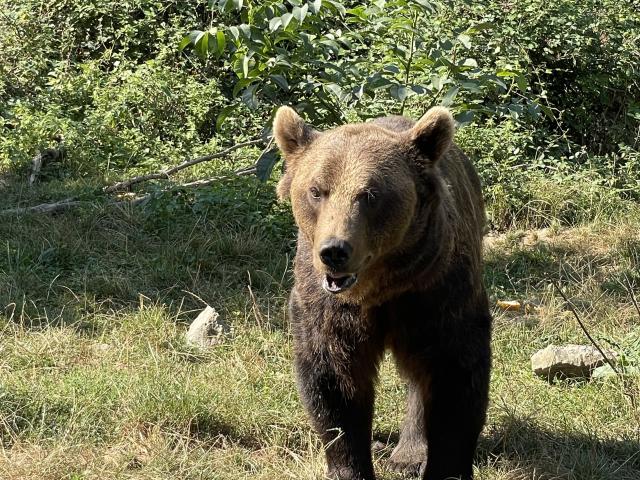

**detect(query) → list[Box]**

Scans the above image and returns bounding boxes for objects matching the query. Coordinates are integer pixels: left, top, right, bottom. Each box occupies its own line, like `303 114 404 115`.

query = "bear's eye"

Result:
309 186 322 200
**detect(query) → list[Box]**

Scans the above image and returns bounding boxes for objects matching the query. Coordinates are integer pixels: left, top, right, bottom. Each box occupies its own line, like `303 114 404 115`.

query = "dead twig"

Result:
553 280 620 375
623 274 640 321
554 280 638 415
103 137 266 193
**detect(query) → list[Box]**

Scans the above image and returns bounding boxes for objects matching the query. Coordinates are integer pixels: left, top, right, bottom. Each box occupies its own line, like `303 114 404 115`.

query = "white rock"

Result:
186 306 228 348
531 344 617 379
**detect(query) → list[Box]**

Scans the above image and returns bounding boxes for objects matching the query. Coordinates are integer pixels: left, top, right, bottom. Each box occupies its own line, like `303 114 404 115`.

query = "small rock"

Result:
92 343 111 354
531 344 617 380
186 306 228 348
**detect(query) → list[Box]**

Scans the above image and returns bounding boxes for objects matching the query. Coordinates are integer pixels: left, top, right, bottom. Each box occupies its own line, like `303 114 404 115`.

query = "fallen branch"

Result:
1 197 81 216
1 166 258 216
103 138 266 194
115 166 257 206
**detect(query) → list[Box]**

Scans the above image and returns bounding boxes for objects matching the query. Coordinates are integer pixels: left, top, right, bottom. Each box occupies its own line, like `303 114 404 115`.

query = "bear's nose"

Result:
319 238 353 270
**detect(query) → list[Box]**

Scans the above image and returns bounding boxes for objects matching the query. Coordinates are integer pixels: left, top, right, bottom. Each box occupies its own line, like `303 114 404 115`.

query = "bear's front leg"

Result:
291 295 383 480
297 352 377 480
422 348 490 480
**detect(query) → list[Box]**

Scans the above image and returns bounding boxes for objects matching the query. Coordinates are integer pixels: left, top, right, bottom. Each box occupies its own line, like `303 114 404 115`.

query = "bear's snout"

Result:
319 237 353 270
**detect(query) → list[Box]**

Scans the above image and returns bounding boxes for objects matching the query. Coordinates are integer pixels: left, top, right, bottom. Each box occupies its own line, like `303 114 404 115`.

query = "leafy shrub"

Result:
181 0 547 128
0 0 638 228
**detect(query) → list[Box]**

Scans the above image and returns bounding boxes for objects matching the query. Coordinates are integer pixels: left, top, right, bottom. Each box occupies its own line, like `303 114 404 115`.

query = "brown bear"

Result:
273 106 491 480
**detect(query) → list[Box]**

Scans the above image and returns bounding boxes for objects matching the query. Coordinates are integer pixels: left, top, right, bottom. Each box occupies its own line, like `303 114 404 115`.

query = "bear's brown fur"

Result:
274 106 492 480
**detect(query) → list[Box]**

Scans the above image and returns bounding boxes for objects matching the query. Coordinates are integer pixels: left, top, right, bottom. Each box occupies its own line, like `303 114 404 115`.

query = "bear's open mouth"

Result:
323 273 358 294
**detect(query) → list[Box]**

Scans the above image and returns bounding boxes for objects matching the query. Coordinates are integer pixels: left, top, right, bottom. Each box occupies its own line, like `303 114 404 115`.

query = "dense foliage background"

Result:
1 0 639 226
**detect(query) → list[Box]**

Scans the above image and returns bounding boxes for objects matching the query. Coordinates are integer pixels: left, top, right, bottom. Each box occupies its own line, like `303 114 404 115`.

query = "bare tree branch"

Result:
1 166 258 216
103 138 266 194
1 198 82 216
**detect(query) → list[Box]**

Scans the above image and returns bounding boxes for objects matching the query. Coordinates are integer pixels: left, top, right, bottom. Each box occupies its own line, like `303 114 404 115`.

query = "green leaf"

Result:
195 31 209 58
455 110 474 125
293 4 308 23
325 0 346 15
232 78 255 97
281 13 294 30
255 148 280 181
269 17 282 32
346 6 368 20
538 103 554 119
441 86 459 107
242 55 250 78
178 35 191 51
228 26 239 41
516 74 528 92
188 30 204 45
324 82 345 100
496 69 519 78
216 30 226 57
232 0 243 10
508 104 523 120
467 22 494 34
270 74 289 91
389 84 410 101
431 74 446 91
490 77 508 90
457 34 471 49
461 81 482 93
216 105 236 131
412 0 435 12
241 83 259 109
309 0 322 14
462 58 478 68
238 24 251 40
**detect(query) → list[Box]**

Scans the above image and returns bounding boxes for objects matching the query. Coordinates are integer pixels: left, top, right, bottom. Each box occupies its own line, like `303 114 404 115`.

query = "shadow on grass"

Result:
373 417 640 480
483 238 620 301
478 416 640 480
0 176 295 331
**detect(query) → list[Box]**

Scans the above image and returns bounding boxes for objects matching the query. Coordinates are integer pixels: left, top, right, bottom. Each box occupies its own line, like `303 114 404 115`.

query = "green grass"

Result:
1 178 639 479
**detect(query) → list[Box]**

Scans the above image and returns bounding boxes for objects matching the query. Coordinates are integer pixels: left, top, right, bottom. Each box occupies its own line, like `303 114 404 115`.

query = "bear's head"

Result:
273 106 454 297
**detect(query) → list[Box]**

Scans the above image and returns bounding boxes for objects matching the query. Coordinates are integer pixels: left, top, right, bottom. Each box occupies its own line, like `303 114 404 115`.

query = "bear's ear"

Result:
273 106 318 200
273 106 317 157
409 107 455 163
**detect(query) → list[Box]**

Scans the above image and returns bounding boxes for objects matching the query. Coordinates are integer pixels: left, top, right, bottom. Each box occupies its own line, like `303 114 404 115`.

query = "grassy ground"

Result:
1 177 639 479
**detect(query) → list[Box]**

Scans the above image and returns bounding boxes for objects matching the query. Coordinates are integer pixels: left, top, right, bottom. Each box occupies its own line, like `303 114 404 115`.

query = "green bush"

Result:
0 0 638 227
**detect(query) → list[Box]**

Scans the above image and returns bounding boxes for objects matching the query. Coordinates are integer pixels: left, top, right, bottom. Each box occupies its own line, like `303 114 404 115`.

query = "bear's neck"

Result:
358 171 456 306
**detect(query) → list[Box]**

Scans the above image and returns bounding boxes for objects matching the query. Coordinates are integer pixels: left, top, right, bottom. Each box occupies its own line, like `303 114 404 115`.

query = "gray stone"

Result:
531 344 617 380
186 306 228 348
